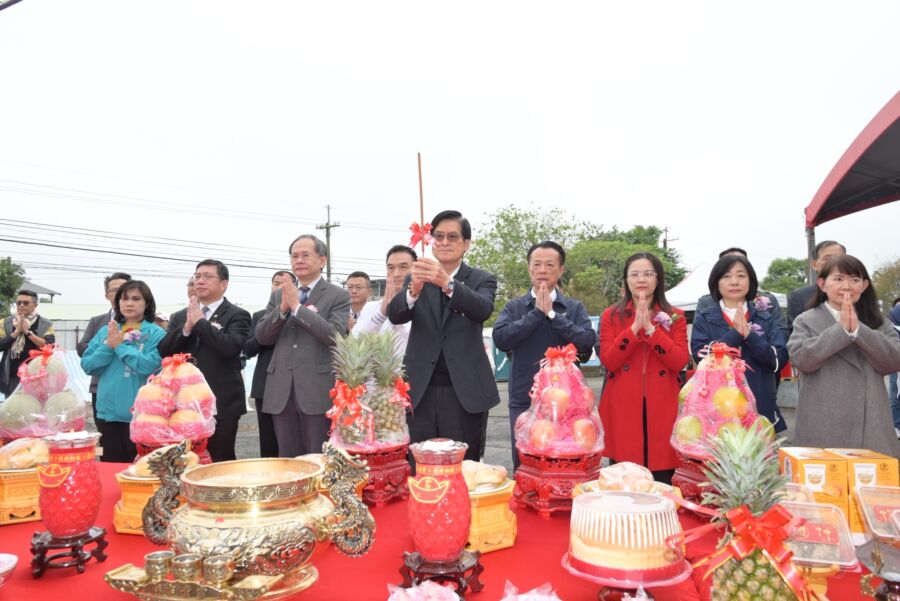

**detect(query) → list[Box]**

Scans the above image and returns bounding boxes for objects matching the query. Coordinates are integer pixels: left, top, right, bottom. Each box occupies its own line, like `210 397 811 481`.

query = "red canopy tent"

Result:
804 91 900 279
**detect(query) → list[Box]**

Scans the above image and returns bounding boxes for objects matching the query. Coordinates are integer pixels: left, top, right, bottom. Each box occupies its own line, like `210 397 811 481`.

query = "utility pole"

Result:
316 205 340 282
662 226 678 251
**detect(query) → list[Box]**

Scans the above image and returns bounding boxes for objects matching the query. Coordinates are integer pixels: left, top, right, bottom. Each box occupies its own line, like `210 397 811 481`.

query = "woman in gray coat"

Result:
788 255 900 457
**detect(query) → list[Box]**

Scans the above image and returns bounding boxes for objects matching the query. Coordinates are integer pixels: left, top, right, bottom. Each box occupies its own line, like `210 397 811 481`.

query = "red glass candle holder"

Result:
37 432 102 539
407 439 471 562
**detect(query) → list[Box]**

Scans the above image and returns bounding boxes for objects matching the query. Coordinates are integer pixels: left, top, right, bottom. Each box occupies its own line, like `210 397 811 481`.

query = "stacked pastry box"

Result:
779 447 899 543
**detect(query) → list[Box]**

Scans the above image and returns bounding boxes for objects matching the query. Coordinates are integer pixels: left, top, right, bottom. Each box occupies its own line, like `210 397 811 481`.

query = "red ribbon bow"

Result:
162 353 191 370
408 222 434 248
544 343 578 365
18 344 57 381
28 344 56 365
390 377 412 410
665 495 819 601
326 380 368 430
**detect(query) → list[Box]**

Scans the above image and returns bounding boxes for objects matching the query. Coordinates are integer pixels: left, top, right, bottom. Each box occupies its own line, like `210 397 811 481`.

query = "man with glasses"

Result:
159 259 251 462
345 271 371 330
493 241 596 469
1 289 56 397
77 272 132 420
255 235 350 457
388 210 500 462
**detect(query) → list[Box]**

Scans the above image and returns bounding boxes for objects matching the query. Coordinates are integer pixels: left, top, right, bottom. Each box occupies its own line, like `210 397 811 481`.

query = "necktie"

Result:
299 286 310 305
202 306 210 319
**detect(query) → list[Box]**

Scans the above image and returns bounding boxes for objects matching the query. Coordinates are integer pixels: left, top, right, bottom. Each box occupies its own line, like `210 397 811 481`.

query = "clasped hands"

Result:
630 293 656 336
409 258 451 298
839 291 858 334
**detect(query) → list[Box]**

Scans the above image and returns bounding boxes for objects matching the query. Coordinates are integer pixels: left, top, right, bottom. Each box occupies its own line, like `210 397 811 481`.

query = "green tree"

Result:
873 257 900 311
760 257 807 293
467 205 603 311
0 257 26 319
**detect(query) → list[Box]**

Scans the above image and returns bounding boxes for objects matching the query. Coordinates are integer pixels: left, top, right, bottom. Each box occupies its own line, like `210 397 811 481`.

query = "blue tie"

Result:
299 286 310 305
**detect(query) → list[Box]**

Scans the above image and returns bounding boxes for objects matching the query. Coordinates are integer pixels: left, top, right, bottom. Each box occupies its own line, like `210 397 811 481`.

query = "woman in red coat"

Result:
598 252 689 484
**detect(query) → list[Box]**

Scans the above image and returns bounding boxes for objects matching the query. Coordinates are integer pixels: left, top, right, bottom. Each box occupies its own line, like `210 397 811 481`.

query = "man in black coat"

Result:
388 210 500 462
159 260 251 462
243 269 295 458
787 240 846 325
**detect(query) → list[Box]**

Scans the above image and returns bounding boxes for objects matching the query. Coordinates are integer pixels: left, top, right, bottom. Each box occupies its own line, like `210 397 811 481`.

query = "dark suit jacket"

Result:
255 279 350 415
387 261 501 413
158 298 251 419
696 291 789 342
244 308 274 401
787 284 818 324
77 311 114 394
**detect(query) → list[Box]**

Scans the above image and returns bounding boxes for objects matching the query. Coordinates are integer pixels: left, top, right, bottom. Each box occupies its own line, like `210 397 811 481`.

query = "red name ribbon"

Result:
326 380 368 431
663 494 819 601
543 343 578 365
390 378 412 411
409 222 434 248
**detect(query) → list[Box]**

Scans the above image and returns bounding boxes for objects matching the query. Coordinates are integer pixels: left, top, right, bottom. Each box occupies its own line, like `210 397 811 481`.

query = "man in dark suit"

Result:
76 272 131 422
159 260 251 462
388 210 500 462
243 269 295 458
255 235 350 457
787 240 846 325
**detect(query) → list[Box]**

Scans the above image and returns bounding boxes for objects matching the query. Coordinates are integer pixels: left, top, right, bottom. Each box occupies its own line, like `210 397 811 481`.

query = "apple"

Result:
572 419 598 450
674 415 703 445
712 387 749 419
529 419 557 449
541 387 570 421
678 381 693 408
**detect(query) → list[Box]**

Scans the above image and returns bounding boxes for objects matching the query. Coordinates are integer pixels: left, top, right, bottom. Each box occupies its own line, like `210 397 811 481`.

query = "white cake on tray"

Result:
568 491 684 579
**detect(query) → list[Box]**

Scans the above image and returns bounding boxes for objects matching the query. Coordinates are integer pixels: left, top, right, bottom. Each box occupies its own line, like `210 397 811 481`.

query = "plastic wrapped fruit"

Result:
0 392 42 437
18 345 68 401
669 343 759 460
514 344 604 456
133 382 176 416
43 389 86 430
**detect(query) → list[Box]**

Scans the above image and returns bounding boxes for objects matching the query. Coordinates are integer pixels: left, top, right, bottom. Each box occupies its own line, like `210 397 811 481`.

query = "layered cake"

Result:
568 491 684 580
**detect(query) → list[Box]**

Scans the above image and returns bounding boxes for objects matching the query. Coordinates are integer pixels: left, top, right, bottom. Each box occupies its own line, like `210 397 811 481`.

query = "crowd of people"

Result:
2 212 900 471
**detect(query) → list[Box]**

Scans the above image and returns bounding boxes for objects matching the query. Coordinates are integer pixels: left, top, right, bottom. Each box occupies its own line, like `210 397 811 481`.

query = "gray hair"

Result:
288 234 328 257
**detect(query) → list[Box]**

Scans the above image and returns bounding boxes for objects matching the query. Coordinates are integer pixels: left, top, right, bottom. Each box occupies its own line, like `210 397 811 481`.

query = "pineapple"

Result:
702 422 796 601
330 333 375 447
366 332 409 443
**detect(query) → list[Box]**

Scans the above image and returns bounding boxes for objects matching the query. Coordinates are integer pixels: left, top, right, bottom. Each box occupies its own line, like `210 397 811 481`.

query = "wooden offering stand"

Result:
400 550 484 598
514 449 603 517
349 443 410 507
0 468 41 525
30 526 108 577
671 453 707 503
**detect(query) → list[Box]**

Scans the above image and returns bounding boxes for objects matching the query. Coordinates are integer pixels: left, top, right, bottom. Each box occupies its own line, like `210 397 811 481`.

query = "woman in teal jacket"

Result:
81 280 165 462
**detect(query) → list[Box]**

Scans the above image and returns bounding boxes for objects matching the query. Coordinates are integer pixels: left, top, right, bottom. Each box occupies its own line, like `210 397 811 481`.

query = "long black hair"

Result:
114 280 157 324
708 254 759 302
613 252 672 321
813 255 883 329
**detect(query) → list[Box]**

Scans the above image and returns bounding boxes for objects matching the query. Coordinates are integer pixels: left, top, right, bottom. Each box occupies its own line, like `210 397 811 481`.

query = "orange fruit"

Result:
712 387 749 418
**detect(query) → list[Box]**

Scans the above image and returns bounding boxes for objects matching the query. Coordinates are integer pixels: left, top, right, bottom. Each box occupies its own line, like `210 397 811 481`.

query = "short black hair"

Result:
346 271 371 284
288 234 328 257
104 272 132 292
272 270 295 284
16 289 38 301
893 297 900 307
527 241 566 265
814 240 846 259
431 210 472 240
385 244 417 264
196 259 229 281
114 280 157 324
708 255 759 302
718 247 748 259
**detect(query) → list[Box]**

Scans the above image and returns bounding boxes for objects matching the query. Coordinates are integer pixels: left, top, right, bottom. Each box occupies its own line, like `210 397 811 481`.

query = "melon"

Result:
44 389 84 428
0 392 42 431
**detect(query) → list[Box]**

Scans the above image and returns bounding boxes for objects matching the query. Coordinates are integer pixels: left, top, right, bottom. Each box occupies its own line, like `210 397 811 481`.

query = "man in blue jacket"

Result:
493 241 597 469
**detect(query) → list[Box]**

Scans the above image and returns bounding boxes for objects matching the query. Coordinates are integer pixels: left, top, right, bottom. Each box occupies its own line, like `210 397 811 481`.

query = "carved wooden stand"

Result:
671 453 709 503
598 587 655 600
400 550 484 598
30 526 108 577
135 438 211 464
349 443 410 507
514 449 603 518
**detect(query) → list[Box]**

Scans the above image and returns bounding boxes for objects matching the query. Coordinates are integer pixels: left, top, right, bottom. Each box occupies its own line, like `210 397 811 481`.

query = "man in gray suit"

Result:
255 235 351 457
76 272 131 421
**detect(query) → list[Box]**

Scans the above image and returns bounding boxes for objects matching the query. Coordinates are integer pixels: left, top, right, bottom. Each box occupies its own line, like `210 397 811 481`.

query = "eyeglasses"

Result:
15 300 34 306
433 232 462 243
193 273 222 282
626 271 657 280
106 287 120 295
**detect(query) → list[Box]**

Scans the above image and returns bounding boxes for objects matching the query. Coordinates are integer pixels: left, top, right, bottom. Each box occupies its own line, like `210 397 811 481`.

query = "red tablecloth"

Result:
0 464 871 600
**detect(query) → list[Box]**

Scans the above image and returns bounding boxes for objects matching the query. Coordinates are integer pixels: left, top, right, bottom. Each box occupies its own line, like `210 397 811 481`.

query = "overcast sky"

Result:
1 1 898 309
